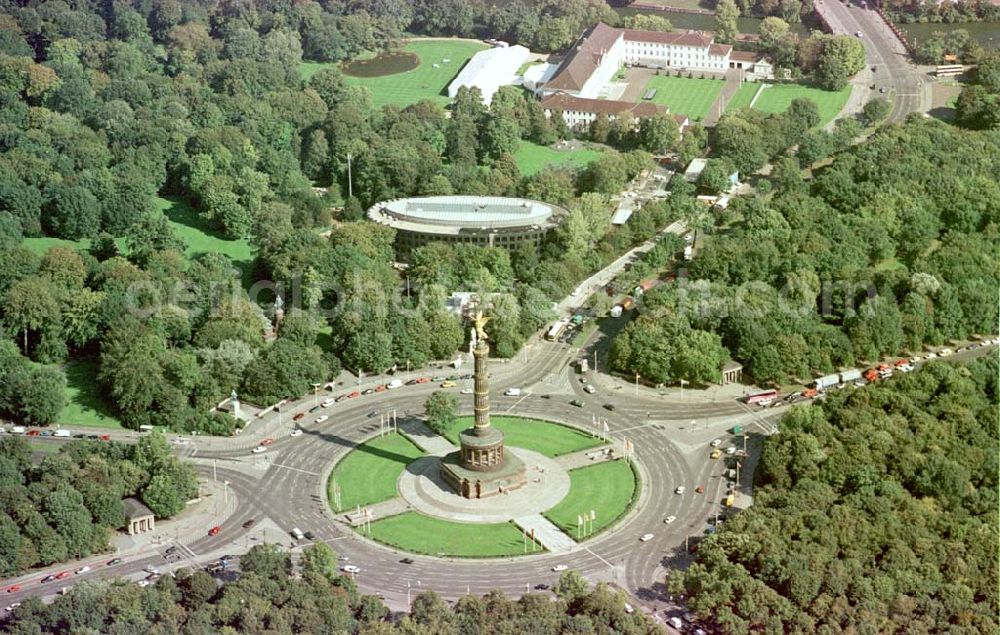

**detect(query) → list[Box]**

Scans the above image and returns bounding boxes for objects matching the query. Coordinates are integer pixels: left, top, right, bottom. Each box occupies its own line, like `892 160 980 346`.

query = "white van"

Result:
138 424 154 432
504 388 521 397
55 429 72 438
387 379 403 389
11 426 26 435
290 528 304 540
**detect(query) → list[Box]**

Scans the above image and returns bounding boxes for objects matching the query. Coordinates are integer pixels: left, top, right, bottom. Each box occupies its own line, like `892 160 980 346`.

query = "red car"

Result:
415 377 430 384
6 584 20 593
208 526 221 536
260 438 274 446
293 413 305 421
99 434 111 441
374 384 387 392
347 391 360 399
695 485 705 494
55 571 71 580
26 429 40 436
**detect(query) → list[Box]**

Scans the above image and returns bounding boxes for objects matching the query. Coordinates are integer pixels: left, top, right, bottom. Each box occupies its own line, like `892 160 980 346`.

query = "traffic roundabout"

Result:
325 415 642 558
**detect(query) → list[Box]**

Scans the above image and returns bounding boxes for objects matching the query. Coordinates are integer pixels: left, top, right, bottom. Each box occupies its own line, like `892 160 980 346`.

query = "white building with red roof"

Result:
542 22 735 100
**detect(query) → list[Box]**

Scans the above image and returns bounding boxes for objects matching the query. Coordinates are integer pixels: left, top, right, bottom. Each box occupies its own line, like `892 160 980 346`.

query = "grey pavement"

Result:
344 497 409 526
398 420 457 455
553 446 615 471
702 68 745 126
513 515 578 554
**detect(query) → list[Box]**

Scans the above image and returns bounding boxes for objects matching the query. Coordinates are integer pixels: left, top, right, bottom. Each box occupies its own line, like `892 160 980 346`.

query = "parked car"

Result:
441 381 457 388
664 516 676 524
5 585 21 594
342 565 361 574
569 399 584 408
5 603 21 612
584 385 596 394
260 438 275 446
290 429 302 437
415 377 430 384
293 413 306 421
675 486 685 495
314 415 329 424
40 575 56 584
55 572 71 580
640 533 654 542
303 531 315 540
347 391 360 399
107 558 122 566
460 388 473 394
362 388 375 395
551 564 568 572
242 519 256 529
400 558 414 564
603 403 616 411
710 449 722 459
321 398 335 408
695 485 705 494
208 526 221 537
710 439 722 447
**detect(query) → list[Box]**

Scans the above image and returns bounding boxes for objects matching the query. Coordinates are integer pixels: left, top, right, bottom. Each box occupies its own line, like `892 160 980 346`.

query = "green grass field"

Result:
22 197 254 286
364 512 539 557
442 416 602 458
154 196 256 286
642 74 726 121
328 433 424 511
302 40 488 108
725 82 852 129
545 460 638 538
513 142 603 177
58 359 122 429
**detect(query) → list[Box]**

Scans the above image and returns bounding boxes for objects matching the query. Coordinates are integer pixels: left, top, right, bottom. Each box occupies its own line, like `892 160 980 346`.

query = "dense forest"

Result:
1 542 666 635
669 356 999 632
0 432 198 577
0 1 710 430
611 117 999 386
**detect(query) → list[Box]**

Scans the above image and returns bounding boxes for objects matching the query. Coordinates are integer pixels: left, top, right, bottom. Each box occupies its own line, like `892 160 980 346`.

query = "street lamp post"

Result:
679 379 687 401
635 373 640 397
312 383 321 408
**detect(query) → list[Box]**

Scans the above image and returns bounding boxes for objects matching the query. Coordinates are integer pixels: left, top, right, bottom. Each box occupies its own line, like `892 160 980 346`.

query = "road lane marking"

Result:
268 463 320 476
505 393 530 412
584 547 617 570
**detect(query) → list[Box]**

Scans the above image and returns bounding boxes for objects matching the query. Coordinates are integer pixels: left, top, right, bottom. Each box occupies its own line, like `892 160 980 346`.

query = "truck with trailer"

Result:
840 368 862 384
814 374 841 390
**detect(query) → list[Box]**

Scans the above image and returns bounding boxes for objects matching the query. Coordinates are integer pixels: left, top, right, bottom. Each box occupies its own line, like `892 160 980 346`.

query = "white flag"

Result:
577 515 583 526
590 510 596 521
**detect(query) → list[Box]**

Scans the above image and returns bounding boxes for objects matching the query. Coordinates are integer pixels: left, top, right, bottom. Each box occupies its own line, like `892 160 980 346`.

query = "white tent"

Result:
447 45 532 104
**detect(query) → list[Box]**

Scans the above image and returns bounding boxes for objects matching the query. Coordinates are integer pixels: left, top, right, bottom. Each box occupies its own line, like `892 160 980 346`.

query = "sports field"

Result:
725 82 852 129
443 416 602 458
513 142 603 176
328 433 424 510
642 74 726 121
58 358 122 429
302 40 488 108
545 459 638 538
364 512 539 557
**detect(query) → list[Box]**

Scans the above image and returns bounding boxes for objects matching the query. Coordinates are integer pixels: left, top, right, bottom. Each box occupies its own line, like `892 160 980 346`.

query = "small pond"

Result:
343 51 419 77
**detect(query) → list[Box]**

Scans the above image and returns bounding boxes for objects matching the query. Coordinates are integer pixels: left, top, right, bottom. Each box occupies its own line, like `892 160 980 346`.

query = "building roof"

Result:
546 22 623 92
368 196 565 235
622 28 715 48
447 45 531 104
123 497 154 520
708 43 733 56
540 93 665 118
730 50 761 63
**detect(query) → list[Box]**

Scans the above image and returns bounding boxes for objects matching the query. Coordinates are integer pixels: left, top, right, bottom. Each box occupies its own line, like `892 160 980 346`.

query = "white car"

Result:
252 446 267 454
74 565 90 575
137 580 150 588
855 30 863 37
710 439 722 448
726 446 736 455
584 385 596 394
909 357 921 365
668 616 683 629
939 348 954 356
342 565 361 574
144 565 159 574
640 533 654 542
924 352 938 360
5 603 21 612
551 564 569 572
460 388 473 394
675 486 685 495
664 515 676 524
314 415 329 424
289 429 303 437
321 398 335 408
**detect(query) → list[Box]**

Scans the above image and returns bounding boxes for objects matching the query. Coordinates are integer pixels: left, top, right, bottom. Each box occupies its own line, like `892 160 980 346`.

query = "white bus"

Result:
546 319 569 341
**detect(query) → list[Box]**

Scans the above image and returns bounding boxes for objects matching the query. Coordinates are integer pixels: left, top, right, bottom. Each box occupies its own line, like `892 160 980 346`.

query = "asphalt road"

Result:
816 0 930 123
0 334 770 620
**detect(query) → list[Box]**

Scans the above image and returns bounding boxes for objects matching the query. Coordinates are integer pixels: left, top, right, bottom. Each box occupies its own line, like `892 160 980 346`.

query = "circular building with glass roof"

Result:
367 195 567 261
